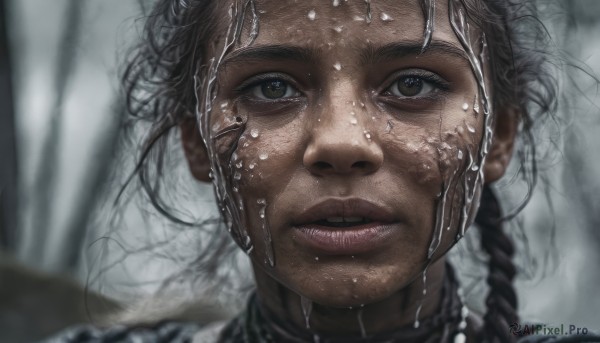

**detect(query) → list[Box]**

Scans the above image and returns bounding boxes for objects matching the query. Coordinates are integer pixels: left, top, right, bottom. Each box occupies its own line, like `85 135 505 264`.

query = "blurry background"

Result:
0 0 599 342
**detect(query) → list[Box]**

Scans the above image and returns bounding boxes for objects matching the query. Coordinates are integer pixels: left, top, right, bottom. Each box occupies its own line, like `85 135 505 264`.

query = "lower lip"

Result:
293 222 397 255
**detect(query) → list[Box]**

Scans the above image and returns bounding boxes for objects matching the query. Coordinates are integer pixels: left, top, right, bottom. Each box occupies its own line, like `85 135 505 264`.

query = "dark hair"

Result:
121 0 558 341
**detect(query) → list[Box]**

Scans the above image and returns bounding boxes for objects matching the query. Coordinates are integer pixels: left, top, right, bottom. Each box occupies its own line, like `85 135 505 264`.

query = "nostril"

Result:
351 161 368 169
314 161 333 170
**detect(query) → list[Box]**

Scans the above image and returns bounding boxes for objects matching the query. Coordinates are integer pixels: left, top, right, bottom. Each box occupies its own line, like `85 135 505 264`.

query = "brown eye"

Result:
385 73 440 98
396 76 423 96
260 80 289 99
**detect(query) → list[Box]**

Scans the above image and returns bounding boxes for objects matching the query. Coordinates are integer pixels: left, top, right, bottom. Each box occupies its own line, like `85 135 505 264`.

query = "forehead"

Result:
237 0 462 50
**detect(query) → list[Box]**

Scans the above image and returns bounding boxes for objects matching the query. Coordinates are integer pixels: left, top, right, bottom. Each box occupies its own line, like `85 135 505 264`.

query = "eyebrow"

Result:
220 40 468 67
361 40 469 65
221 44 320 67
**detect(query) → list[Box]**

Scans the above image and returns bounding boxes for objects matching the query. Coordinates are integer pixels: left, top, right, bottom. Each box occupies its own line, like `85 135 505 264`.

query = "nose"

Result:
303 115 384 177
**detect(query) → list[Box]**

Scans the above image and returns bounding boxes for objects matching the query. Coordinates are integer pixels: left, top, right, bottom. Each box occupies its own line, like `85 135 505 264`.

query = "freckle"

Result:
333 62 342 71
307 9 316 20
462 103 469 111
350 118 358 124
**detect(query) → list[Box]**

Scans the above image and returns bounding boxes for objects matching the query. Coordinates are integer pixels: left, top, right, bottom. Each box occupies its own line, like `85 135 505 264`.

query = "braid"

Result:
475 185 518 343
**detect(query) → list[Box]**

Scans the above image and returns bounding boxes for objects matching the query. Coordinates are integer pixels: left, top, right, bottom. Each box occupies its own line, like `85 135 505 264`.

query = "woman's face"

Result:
192 0 507 308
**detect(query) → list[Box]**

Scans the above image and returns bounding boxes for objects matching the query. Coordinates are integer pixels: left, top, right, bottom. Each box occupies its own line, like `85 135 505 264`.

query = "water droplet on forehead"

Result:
249 162 256 169
250 128 259 138
380 12 393 21
458 150 463 160
350 118 358 125
233 171 241 180
308 9 316 20
352 277 358 283
466 124 476 133
462 103 469 111
333 62 342 71
259 152 269 160
236 161 243 169
333 26 343 33
332 0 340 6
220 101 229 108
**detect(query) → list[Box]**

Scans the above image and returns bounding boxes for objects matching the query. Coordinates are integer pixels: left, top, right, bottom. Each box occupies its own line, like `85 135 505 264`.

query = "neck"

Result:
252 258 447 338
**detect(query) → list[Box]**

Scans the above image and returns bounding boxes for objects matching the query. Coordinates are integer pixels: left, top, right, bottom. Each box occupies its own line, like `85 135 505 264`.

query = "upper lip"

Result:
292 198 396 226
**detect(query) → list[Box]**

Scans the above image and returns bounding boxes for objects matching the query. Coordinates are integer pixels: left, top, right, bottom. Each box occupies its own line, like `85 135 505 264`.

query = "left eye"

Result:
386 76 437 97
251 79 299 100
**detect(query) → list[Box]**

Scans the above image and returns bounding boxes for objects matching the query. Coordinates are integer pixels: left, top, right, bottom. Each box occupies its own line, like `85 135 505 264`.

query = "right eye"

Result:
249 79 300 100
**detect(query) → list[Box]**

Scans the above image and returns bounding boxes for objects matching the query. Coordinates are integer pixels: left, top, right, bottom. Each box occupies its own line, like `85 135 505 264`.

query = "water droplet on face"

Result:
352 277 358 283
315 256 319 261
458 150 463 160
473 94 480 114
220 101 229 109
380 12 393 21
234 171 241 180
301 296 313 329
333 26 343 33
250 128 259 138
249 162 256 169
466 124 476 133
259 152 269 160
332 0 340 6
471 165 479 171
333 62 342 71
462 103 469 111
236 161 243 169
350 118 358 124
307 9 316 20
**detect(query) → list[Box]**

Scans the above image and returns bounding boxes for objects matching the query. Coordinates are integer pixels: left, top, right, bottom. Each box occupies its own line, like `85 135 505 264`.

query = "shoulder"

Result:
39 321 203 343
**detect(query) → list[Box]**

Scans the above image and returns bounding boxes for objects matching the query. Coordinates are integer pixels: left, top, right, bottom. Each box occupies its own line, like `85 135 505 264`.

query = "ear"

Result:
181 118 212 182
484 107 519 183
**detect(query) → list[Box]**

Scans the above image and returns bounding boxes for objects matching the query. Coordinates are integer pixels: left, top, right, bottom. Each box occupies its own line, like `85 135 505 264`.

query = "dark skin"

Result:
181 0 517 340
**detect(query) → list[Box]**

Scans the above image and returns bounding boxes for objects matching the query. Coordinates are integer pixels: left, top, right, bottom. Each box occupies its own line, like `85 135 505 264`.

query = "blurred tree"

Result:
0 0 18 252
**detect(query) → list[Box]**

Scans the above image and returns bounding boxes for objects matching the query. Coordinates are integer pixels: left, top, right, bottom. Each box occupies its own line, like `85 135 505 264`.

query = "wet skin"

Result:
182 0 516 338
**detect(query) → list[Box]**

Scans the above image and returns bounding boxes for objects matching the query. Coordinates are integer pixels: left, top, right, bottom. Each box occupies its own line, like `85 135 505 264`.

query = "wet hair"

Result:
121 0 558 341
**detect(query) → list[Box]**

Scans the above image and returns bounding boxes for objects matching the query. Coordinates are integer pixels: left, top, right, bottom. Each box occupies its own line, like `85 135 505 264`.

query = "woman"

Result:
48 0 600 342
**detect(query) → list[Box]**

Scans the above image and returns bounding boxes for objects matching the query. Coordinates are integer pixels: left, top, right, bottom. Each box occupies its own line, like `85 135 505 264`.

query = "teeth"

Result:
325 217 365 223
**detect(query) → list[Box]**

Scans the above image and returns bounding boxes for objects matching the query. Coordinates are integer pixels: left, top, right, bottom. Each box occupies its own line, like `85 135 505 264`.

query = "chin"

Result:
291 267 413 308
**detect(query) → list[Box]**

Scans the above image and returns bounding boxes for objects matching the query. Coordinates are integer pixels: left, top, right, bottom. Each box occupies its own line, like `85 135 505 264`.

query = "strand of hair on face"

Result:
475 185 518 343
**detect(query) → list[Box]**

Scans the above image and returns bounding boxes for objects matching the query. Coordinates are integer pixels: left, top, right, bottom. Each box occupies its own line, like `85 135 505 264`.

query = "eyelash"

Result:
234 70 450 104
381 70 450 99
235 73 302 101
